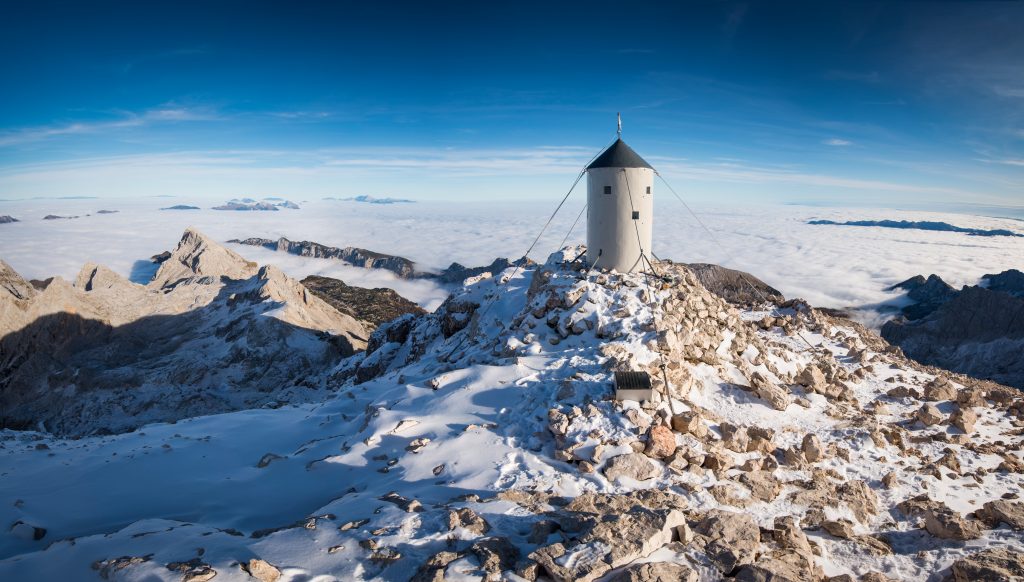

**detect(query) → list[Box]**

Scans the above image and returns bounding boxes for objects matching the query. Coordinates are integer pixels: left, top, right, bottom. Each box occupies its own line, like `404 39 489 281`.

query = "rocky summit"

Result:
1 244 1021 581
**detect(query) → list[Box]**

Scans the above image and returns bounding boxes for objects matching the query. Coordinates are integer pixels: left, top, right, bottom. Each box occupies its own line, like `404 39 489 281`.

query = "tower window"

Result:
646 186 651 194
604 186 612 194
632 211 639 220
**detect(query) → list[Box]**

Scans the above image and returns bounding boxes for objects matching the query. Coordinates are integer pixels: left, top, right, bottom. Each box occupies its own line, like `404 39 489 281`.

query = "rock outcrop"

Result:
300 275 425 329
685 262 784 305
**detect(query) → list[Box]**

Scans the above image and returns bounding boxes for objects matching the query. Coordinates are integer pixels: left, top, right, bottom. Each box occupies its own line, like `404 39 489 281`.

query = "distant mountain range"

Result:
212 198 300 211
325 195 415 204
809 219 1022 237
160 204 200 210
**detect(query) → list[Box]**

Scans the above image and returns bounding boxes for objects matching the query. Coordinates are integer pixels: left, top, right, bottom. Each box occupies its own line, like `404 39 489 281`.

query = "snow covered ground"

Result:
0 248 1021 581
1 197 1022 320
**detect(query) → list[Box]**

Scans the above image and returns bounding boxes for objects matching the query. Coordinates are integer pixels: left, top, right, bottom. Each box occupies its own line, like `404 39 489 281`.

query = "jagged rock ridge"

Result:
229 237 417 278
229 235 529 283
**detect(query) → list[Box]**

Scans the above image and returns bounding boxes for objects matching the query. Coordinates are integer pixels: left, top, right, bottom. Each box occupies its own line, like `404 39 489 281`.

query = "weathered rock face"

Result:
244 558 281 582
0 228 369 436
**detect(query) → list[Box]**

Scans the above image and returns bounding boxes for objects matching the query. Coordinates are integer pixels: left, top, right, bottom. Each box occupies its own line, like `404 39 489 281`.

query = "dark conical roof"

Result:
586 138 653 170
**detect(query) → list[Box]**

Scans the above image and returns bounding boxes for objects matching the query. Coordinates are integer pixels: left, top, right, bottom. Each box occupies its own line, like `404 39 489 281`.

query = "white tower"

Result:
586 121 654 273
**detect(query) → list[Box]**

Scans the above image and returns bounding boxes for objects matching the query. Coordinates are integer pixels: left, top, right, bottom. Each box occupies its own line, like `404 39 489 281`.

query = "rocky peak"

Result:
152 227 259 288
74 263 132 292
0 260 35 301
983 268 1024 297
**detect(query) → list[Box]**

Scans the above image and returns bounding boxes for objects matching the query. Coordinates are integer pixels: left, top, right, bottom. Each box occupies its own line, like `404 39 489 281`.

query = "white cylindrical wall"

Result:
586 166 654 273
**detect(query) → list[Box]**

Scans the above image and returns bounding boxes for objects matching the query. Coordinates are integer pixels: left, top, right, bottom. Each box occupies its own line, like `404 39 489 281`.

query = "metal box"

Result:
614 371 654 402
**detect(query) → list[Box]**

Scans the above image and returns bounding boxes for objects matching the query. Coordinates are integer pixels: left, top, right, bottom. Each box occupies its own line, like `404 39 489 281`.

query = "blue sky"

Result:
1 0 1022 207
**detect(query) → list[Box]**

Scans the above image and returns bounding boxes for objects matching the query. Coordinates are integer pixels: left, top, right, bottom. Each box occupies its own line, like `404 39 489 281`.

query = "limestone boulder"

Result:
529 508 686 582
951 407 978 434
795 365 827 392
671 411 708 438
801 434 826 463
924 505 981 540
604 453 660 482
977 499 1024 530
922 378 957 401
916 403 943 426
244 559 281 582
694 510 761 573
735 550 820 582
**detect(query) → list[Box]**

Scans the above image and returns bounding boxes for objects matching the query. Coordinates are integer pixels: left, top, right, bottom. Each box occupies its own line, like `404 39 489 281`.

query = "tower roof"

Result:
586 138 653 170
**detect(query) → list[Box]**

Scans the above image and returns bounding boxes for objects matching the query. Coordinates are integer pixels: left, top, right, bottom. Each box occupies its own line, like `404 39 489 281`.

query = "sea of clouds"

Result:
1 196 1021 323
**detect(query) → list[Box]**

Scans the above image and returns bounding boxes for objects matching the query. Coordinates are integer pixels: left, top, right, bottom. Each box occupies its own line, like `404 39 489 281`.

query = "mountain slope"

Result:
0 228 369 436
882 270 1024 388
0 247 1021 581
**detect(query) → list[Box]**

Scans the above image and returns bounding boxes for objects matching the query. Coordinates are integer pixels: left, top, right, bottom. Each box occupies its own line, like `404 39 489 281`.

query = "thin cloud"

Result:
982 158 1024 167
651 156 981 198
0 147 993 201
0 106 221 147
823 138 853 146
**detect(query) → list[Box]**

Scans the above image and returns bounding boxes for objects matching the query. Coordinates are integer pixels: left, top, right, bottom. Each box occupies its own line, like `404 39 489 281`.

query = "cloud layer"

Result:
1 197 1021 327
